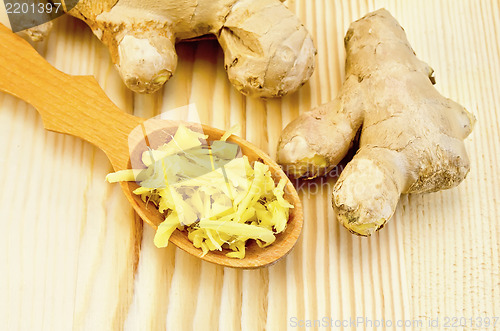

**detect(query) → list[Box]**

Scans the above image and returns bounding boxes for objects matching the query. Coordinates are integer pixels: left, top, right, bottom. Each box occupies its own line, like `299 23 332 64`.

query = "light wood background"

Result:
0 0 498 330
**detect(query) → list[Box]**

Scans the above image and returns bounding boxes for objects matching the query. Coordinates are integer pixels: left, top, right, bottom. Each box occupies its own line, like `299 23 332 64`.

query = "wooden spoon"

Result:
0 24 303 268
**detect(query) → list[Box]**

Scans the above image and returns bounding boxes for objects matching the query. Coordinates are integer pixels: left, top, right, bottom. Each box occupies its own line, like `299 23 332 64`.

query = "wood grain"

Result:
0 0 498 330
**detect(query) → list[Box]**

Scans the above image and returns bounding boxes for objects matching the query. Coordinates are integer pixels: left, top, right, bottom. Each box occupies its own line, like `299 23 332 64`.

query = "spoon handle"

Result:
0 23 142 169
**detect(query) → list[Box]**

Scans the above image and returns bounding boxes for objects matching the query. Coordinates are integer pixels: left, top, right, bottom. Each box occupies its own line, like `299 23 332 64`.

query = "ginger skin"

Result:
19 21 53 42
277 9 475 236
55 0 316 96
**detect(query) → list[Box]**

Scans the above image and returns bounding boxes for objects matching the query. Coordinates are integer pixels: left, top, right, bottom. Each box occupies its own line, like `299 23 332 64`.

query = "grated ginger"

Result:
106 124 293 259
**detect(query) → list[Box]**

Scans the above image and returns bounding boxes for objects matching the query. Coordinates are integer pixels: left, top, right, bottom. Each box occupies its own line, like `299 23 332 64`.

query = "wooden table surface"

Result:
0 1 498 330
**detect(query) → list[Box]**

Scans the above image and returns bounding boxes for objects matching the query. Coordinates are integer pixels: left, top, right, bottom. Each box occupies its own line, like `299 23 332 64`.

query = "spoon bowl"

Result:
0 24 303 268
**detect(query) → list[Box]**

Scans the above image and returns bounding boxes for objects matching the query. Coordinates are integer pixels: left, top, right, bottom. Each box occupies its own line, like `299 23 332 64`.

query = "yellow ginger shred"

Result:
106 124 293 259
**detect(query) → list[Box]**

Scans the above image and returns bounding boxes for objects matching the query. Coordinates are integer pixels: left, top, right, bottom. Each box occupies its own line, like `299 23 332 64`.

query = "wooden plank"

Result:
0 1 498 330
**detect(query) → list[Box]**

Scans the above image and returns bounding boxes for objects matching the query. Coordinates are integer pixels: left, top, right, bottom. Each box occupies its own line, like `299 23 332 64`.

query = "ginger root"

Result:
277 9 475 236
19 21 53 42
52 0 316 96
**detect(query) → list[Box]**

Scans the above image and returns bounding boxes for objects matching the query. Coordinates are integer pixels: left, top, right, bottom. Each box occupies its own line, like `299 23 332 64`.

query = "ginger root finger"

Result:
56 0 316 96
219 0 316 97
277 9 475 236
278 75 365 178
